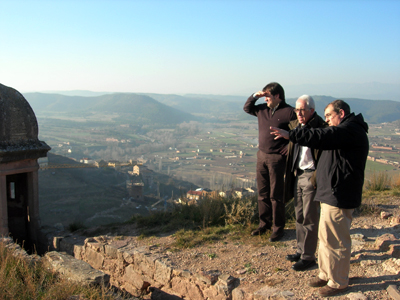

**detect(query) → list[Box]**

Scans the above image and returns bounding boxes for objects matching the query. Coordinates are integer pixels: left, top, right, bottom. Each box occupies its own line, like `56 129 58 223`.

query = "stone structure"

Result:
52 235 240 299
126 180 144 201
49 230 400 299
0 83 50 252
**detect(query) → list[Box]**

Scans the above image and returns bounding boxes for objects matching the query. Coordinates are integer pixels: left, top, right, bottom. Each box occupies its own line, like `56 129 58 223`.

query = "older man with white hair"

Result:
283 95 327 271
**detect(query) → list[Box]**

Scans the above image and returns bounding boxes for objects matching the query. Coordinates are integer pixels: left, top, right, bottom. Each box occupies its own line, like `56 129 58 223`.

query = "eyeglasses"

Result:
294 108 310 114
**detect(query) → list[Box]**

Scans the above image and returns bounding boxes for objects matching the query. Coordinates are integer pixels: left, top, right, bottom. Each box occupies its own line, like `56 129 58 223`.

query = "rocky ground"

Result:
101 196 400 300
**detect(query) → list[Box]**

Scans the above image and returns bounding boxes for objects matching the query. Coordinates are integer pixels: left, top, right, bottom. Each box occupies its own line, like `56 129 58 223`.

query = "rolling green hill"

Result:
24 92 197 125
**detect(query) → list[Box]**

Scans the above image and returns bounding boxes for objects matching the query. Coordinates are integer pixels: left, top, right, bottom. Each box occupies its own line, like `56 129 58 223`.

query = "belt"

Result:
297 169 315 176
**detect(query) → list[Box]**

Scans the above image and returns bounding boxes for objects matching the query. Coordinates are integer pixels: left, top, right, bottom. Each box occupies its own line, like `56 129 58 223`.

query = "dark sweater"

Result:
244 95 296 155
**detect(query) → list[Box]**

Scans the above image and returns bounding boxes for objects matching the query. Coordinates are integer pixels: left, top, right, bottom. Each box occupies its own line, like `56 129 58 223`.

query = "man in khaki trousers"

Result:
271 100 369 297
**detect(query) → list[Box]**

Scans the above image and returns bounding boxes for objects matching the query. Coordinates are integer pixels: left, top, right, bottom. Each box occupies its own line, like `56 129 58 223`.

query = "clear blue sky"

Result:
1 0 399 99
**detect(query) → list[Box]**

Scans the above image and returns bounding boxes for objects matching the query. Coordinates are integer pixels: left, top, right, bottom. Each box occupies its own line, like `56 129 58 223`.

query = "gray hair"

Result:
296 95 315 110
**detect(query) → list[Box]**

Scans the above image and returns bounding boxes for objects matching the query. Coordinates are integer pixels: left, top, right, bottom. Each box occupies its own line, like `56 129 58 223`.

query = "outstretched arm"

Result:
270 126 289 140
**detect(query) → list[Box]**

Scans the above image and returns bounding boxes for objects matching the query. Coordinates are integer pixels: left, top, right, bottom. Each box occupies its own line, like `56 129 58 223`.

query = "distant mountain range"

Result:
23 92 400 125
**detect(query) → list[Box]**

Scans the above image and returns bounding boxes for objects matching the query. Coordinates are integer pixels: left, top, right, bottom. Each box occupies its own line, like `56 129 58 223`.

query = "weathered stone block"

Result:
203 285 231 300
173 269 192 278
134 249 156 278
195 269 220 285
86 241 104 253
215 274 240 297
232 287 254 300
102 257 118 274
170 277 204 300
85 247 104 270
121 281 140 296
44 251 109 286
154 259 173 286
203 286 219 299
74 245 84 260
104 244 118 259
120 248 135 264
123 264 149 290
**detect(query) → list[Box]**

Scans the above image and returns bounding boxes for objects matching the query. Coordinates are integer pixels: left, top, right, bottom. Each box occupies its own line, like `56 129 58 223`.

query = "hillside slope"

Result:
24 92 197 125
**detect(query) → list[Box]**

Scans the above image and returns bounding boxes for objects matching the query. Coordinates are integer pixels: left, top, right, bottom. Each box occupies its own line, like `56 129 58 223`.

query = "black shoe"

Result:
251 227 269 236
286 253 301 262
269 231 284 242
292 259 317 271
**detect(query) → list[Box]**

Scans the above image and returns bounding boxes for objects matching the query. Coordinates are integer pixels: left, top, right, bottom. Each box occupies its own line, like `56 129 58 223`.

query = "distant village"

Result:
38 154 257 212
36 122 400 215
367 125 400 169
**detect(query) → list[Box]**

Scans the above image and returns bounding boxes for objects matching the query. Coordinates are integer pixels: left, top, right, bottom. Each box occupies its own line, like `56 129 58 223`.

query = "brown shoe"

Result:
269 231 284 242
251 227 269 236
308 277 328 287
319 285 347 297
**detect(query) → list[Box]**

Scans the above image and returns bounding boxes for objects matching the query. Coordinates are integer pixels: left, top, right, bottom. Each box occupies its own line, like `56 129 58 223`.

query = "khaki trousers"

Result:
318 203 354 289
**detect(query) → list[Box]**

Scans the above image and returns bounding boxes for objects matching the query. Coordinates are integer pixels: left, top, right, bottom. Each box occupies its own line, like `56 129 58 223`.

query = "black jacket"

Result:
288 113 369 209
283 113 327 202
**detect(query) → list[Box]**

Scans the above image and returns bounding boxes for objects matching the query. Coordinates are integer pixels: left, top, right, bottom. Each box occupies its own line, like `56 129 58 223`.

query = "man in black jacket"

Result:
243 82 296 241
271 100 369 297
284 95 327 271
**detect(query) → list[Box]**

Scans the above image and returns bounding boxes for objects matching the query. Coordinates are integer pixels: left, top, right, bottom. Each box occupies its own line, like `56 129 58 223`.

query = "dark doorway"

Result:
6 173 32 252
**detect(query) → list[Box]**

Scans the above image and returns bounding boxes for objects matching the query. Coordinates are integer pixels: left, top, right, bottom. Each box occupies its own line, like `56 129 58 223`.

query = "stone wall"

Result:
49 224 400 300
53 235 240 300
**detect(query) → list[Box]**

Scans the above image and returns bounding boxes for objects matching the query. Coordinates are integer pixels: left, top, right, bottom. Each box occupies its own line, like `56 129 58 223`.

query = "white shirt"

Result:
298 123 315 170
298 145 315 170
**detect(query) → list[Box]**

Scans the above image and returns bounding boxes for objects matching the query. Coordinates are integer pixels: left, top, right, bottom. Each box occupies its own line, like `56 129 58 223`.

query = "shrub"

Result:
224 195 257 227
365 171 391 191
68 221 86 232
130 193 299 235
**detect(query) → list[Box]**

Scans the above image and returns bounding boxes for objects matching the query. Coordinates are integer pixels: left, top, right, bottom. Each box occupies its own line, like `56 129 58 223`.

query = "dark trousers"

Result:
294 171 320 260
256 150 286 233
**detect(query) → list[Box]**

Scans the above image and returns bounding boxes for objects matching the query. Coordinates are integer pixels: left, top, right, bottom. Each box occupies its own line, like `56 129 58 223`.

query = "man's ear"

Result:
339 109 345 119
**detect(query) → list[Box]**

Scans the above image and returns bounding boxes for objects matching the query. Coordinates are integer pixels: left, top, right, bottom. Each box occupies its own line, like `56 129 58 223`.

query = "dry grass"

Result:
0 241 131 300
365 171 391 191
392 174 400 189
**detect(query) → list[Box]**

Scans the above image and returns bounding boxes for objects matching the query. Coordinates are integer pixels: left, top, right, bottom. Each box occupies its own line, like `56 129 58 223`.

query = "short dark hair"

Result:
262 82 285 101
327 100 351 116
